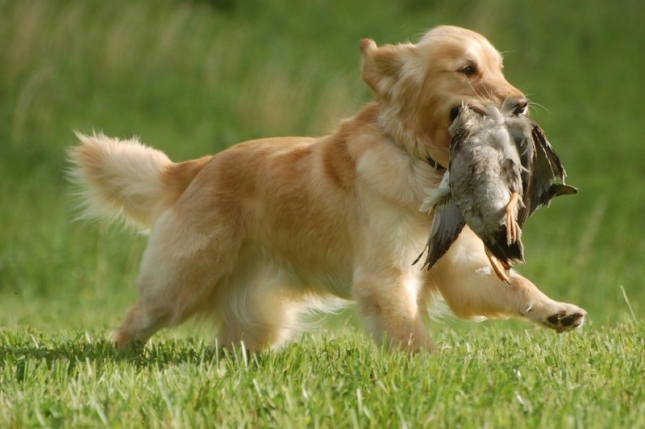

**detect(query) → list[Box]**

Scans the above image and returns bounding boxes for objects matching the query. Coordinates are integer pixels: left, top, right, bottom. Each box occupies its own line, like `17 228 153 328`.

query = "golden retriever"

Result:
69 26 585 352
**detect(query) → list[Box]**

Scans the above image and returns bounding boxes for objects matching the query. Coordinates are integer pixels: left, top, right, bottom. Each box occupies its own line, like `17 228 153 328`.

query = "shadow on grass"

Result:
0 332 244 382
0 329 374 384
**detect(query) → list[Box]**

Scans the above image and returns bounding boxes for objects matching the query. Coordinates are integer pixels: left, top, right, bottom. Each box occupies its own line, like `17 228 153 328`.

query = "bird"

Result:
416 104 577 283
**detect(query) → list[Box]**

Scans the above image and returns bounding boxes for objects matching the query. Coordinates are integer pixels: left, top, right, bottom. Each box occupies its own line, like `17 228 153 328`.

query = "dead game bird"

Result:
417 105 577 283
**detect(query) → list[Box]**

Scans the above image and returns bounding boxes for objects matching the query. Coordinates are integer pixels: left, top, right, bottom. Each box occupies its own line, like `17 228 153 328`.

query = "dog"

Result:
69 26 586 352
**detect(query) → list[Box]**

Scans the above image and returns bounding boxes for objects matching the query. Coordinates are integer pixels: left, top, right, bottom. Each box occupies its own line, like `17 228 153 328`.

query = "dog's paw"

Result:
545 307 586 332
525 301 586 333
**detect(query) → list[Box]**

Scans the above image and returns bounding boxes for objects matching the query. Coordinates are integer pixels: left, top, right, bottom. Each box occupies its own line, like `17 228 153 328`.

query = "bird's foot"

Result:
505 191 521 245
485 249 511 284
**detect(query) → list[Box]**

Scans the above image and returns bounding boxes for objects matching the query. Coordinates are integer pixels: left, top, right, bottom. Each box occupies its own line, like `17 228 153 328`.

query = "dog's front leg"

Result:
430 227 586 331
352 264 435 352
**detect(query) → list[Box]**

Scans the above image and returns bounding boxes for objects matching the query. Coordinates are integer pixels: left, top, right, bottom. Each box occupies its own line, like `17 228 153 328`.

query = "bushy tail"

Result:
68 132 212 230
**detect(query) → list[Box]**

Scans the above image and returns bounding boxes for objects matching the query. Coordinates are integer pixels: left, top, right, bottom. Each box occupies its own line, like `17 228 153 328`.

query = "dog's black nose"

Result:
514 98 528 115
503 97 528 115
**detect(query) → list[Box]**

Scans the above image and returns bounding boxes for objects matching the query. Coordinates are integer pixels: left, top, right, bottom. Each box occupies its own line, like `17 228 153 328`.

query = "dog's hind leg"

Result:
112 209 241 349
216 293 300 352
214 265 303 352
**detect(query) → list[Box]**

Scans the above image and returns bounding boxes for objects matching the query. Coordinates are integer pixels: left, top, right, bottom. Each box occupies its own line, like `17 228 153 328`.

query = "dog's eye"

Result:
459 65 477 76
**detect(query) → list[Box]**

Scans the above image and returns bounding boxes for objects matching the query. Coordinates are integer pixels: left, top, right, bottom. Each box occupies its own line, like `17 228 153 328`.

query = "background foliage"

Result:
1 0 644 426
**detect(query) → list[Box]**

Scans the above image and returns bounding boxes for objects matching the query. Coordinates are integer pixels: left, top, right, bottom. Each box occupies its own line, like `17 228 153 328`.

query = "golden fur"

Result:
69 26 585 351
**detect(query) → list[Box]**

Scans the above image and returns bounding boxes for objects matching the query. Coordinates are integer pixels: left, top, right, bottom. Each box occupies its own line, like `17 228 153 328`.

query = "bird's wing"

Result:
414 106 469 270
504 115 534 225
449 107 474 156
414 193 466 271
525 123 578 218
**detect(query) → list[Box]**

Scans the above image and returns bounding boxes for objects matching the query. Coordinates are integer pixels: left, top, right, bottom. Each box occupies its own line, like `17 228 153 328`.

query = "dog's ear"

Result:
360 39 416 98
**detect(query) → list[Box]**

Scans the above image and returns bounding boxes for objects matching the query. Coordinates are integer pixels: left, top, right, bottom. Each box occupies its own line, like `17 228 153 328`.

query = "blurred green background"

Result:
1 0 643 334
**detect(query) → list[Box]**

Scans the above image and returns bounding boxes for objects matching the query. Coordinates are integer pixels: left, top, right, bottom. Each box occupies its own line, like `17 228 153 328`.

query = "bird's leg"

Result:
505 192 521 244
485 248 511 284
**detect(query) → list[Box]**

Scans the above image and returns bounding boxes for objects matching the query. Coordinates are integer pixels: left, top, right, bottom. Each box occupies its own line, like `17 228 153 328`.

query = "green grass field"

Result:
1 0 644 426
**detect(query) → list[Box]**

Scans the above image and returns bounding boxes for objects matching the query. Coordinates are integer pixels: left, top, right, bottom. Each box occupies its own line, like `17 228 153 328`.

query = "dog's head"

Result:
361 25 526 166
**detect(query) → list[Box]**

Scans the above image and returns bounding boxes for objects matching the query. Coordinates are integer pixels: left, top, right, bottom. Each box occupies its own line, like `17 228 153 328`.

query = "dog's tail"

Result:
68 132 213 230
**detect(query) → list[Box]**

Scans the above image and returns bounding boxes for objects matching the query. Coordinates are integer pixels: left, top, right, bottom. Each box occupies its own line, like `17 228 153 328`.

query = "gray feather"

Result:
416 195 466 270
417 104 577 272
517 123 578 224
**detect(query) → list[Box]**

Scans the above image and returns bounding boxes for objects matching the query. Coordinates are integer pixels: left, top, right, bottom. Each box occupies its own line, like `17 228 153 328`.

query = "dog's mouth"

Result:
449 104 487 121
450 102 528 122
449 106 461 122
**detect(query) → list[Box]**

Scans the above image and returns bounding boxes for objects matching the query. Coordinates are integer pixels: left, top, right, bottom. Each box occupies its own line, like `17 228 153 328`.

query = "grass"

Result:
2 324 644 427
1 0 644 426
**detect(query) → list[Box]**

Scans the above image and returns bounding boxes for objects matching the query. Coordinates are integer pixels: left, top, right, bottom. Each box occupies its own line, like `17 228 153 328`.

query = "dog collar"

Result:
427 156 446 170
